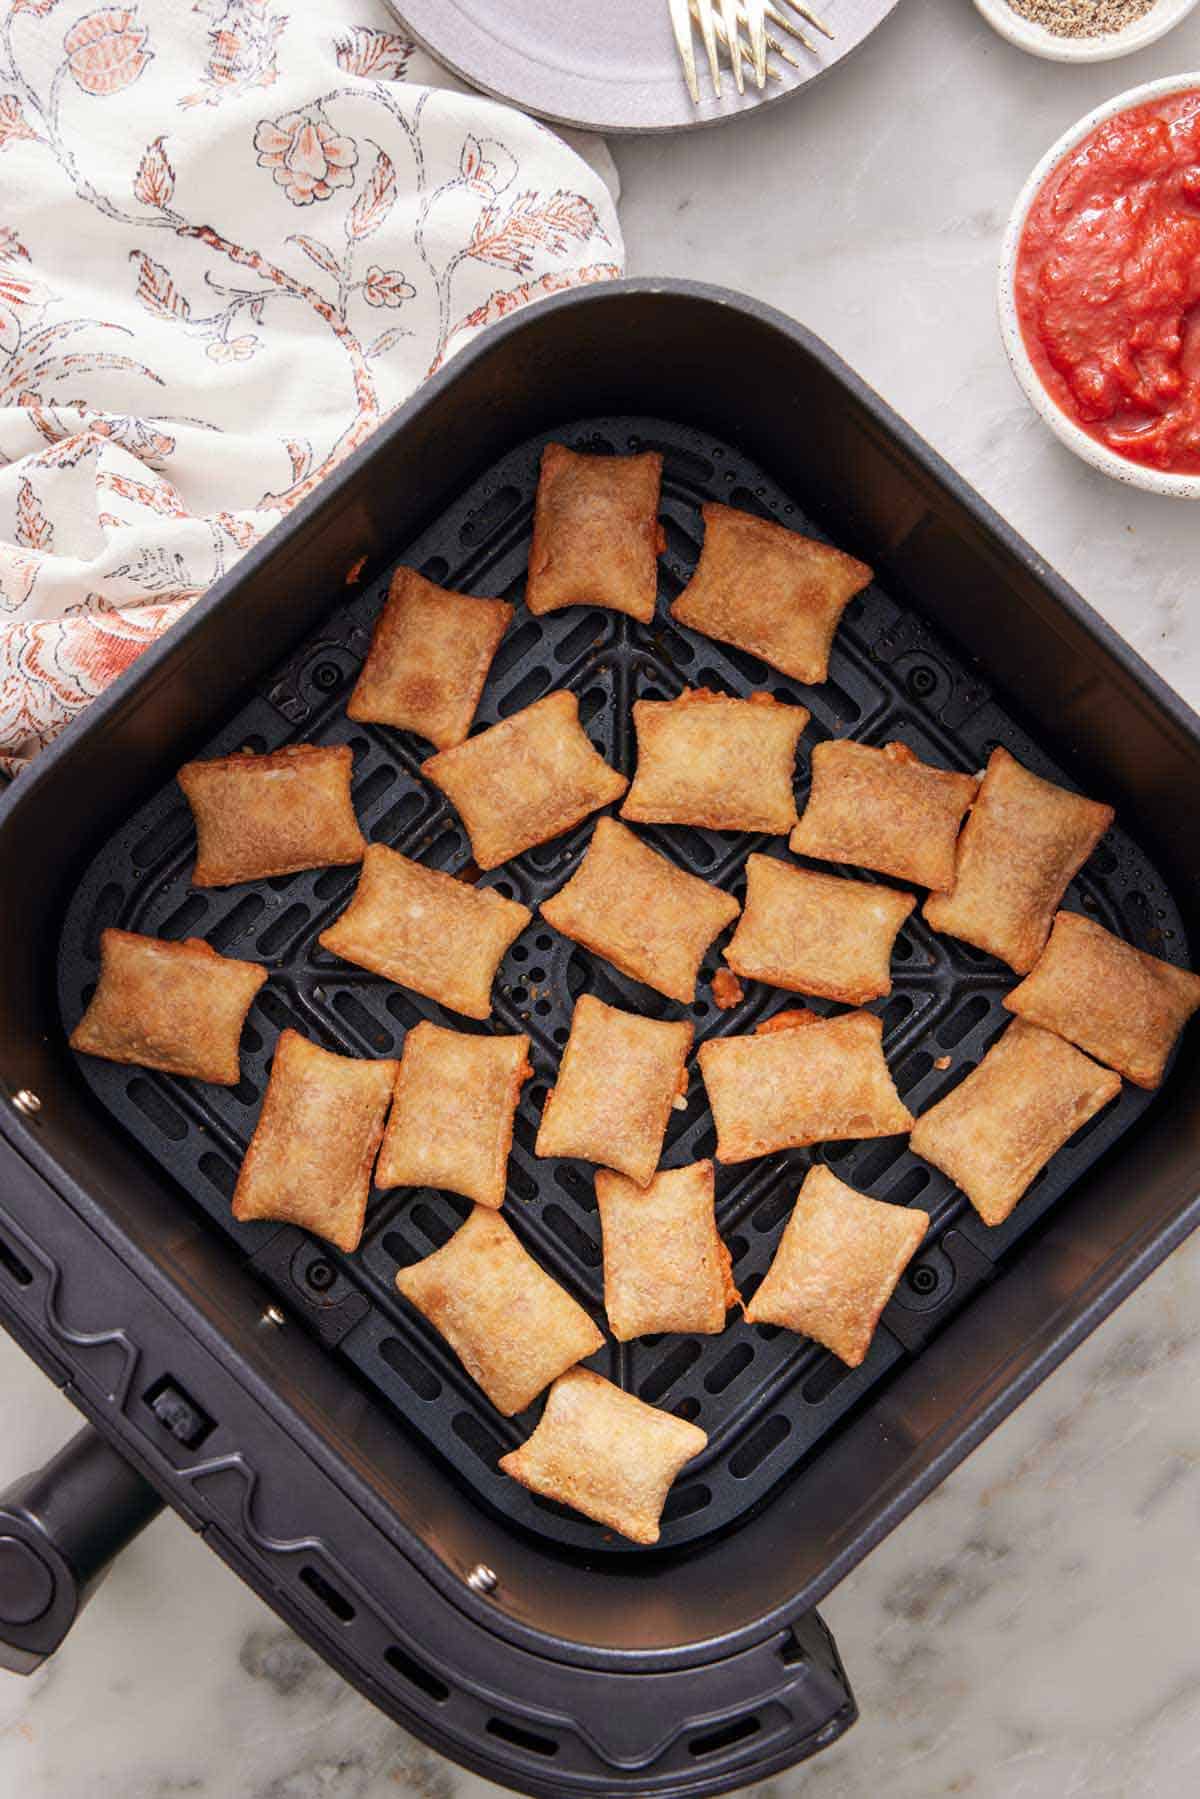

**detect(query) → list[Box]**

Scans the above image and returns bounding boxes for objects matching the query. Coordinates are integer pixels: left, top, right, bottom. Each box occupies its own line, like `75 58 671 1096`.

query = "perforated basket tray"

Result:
57 415 1188 1555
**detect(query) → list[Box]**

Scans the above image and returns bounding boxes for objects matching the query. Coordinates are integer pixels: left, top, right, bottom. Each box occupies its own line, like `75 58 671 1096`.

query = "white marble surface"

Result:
3 2 1200 1794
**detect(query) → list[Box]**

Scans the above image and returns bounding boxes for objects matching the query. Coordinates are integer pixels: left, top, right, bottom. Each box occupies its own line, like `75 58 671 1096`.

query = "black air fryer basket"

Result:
1 282 1198 1798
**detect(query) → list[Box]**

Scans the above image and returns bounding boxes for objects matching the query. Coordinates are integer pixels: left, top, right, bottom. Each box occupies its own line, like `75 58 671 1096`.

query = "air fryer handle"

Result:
0 1423 164 1673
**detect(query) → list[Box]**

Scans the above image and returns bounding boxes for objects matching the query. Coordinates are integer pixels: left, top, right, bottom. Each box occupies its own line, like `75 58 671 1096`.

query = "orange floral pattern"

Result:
0 2 622 770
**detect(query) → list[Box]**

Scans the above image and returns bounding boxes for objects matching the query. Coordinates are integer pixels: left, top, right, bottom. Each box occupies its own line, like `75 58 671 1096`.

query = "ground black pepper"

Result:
1005 0 1157 35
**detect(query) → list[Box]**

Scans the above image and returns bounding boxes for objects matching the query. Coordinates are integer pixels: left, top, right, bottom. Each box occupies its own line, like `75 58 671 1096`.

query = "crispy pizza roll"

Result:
319 843 530 1020
421 691 628 871
526 443 664 623
670 502 872 685
535 995 693 1188
394 1206 604 1416
499 1367 708 1545
725 854 915 1005
698 1009 913 1164
745 1165 929 1367
924 747 1114 973
178 743 365 886
376 1022 531 1206
621 689 809 835
232 1029 396 1252
909 1019 1121 1226
70 928 267 1086
595 1160 736 1341
1004 910 1200 1089
539 817 740 1004
346 567 513 749
789 739 978 891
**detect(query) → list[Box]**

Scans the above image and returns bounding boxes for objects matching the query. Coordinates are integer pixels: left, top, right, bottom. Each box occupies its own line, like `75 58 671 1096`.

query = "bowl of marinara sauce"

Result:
1000 76 1200 496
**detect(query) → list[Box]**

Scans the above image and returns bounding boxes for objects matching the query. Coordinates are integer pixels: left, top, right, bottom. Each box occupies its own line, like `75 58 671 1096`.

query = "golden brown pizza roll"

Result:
394 1206 604 1416
375 1022 531 1207
745 1165 929 1366
621 689 809 835
595 1160 736 1341
232 1029 397 1252
178 743 366 886
525 443 664 623
534 994 692 1188
725 854 915 1005
789 739 978 891
539 817 740 1004
1004 910 1200 1090
319 843 530 1020
346 567 512 749
421 690 628 871
698 1009 913 1164
70 928 267 1086
499 1367 707 1544
909 1019 1121 1227
670 502 872 685
924 747 1114 974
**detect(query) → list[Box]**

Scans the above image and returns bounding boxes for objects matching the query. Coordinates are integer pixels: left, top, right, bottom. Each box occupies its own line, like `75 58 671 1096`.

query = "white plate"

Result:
998 73 1200 496
973 0 1200 63
389 0 905 133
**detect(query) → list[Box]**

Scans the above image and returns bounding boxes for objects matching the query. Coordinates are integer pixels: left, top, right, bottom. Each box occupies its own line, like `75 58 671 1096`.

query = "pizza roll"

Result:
924 748 1114 973
596 1160 736 1341
232 1029 396 1252
540 817 740 1004
318 843 530 1020
909 1019 1121 1226
725 854 915 1005
1004 910 1200 1089
346 567 512 749
526 443 664 623
70 929 267 1086
376 1023 531 1207
421 691 628 871
670 502 872 685
535 995 692 1187
178 744 365 886
698 1009 913 1163
394 1206 604 1416
789 740 978 891
499 1367 708 1545
744 1165 929 1366
621 689 809 835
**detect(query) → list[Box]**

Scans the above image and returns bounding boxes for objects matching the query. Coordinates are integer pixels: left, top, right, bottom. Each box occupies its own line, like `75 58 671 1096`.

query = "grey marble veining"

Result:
3 1 1200 1793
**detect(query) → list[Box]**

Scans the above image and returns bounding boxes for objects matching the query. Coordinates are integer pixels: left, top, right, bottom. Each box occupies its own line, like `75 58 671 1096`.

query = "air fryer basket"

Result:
1 283 1199 1799
57 413 1187 1554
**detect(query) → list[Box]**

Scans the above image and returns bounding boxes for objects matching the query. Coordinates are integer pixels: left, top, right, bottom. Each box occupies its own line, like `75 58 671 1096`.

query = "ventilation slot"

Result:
662 1481 711 1522
938 994 991 1048
384 1643 449 1704
491 620 540 680
485 1717 559 1758
372 791 424 843
354 765 396 813
499 666 551 716
131 810 191 870
256 903 310 957
541 1203 600 1267
331 989 393 1053
85 881 125 957
452 1410 508 1468
299 1564 355 1622
460 483 521 546
704 1342 754 1394
887 1166 932 1209
379 1337 441 1401
128 1078 187 1142
640 1339 701 1402
0 1234 33 1288
198 1152 237 1198
208 895 265 953
158 894 208 942
729 1414 790 1477
688 1713 761 1758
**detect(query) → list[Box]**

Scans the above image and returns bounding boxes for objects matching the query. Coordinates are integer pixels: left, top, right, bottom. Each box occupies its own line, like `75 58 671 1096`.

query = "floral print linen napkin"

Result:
0 0 623 771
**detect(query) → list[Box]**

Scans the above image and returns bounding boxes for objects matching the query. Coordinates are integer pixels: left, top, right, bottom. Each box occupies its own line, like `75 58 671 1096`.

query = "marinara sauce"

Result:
1015 89 1200 476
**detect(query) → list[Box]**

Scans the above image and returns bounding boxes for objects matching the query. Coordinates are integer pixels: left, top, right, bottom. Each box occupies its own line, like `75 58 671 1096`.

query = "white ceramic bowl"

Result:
998 73 1200 498
973 0 1200 63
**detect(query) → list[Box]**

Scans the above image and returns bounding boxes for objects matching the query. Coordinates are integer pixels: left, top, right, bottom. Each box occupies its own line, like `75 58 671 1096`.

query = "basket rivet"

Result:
12 1090 41 1117
467 1563 497 1594
262 1304 286 1327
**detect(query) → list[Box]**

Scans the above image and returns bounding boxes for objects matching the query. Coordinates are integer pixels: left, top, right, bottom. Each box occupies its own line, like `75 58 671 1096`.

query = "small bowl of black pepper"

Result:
973 0 1200 60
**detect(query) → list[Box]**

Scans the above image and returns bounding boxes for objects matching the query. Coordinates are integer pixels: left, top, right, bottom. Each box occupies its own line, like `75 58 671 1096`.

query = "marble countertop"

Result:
3 2 1200 1794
